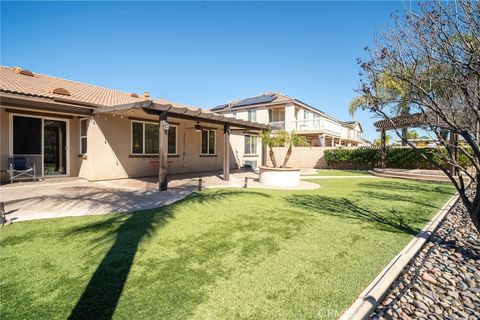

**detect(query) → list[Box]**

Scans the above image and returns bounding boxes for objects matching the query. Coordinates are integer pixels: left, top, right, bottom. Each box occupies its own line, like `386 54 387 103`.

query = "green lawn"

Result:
308 169 371 176
0 178 454 320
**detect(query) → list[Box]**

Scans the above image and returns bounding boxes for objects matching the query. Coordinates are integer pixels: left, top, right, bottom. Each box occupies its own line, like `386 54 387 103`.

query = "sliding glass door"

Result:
43 120 67 175
11 115 68 177
12 116 43 173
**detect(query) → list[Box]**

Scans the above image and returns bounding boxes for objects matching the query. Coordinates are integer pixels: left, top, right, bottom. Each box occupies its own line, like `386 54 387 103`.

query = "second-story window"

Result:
232 112 237 119
248 109 256 122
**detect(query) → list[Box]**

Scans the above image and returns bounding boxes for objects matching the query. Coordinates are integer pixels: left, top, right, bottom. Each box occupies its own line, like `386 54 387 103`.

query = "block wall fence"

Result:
266 147 359 168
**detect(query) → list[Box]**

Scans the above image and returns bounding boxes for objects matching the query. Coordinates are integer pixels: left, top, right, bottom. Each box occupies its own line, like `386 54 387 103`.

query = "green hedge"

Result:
324 147 472 170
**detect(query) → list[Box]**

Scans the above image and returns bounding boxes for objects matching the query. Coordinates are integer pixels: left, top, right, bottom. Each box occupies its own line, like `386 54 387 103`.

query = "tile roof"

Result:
0 66 268 130
0 66 149 107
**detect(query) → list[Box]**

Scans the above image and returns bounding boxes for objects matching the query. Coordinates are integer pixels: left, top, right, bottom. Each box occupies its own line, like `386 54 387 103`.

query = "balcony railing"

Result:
269 121 285 130
293 119 323 131
292 119 342 136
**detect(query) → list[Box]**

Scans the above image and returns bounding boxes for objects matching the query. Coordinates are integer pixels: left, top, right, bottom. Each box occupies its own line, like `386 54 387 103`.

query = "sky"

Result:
1 1 410 141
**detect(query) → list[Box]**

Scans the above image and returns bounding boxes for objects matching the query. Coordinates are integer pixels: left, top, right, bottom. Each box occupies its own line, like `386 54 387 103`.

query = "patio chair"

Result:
7 157 36 183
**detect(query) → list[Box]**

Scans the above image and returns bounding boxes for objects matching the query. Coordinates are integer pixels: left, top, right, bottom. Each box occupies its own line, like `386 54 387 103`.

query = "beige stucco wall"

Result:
0 108 9 182
0 106 85 183
0 106 263 182
230 133 262 169
224 107 269 125
80 111 251 181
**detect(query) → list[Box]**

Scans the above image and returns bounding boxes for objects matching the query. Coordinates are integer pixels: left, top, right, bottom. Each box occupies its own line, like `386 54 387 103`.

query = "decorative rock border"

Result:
370 191 480 320
339 194 460 320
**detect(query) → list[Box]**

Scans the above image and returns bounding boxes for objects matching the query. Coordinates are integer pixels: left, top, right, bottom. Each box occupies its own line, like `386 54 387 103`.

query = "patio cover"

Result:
92 100 270 131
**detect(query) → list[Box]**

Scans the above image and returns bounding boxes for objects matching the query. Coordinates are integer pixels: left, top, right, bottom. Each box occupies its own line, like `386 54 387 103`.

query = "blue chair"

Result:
7 157 36 183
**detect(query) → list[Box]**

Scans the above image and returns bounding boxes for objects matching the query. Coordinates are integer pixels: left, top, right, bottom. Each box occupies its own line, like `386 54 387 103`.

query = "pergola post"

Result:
159 112 168 191
380 128 386 169
223 124 230 181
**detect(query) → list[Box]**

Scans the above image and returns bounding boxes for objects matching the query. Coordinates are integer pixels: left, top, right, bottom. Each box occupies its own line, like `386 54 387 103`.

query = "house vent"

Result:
131 93 139 98
14 68 34 77
51 87 71 96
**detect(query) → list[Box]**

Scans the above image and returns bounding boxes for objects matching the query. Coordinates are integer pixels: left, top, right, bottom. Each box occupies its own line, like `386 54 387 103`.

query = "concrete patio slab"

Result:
0 170 320 222
0 178 196 222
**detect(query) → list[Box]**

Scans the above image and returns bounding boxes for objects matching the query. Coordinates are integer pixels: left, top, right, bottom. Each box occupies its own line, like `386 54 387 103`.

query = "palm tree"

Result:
407 130 419 139
374 134 391 146
349 71 411 145
261 130 280 167
261 130 309 168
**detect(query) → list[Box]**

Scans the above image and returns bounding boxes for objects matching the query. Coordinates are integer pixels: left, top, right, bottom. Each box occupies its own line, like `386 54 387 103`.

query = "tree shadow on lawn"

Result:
355 190 440 210
67 189 270 320
285 195 422 235
357 181 453 196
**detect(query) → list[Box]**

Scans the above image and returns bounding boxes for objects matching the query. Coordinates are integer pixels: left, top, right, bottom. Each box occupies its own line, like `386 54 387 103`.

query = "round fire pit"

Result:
259 166 301 187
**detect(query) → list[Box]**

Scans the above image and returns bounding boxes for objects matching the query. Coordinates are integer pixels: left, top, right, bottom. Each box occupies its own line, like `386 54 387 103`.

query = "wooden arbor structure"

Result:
373 113 460 173
93 100 269 191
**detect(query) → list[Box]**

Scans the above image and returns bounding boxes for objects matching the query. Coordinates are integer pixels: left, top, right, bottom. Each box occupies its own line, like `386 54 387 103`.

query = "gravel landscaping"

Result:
371 190 480 320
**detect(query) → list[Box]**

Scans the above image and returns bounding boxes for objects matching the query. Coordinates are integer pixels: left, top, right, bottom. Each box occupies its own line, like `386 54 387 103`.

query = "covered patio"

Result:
85 100 270 190
0 170 320 222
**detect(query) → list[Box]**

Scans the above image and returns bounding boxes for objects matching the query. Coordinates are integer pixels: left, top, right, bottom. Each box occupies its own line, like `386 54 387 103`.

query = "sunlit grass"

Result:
307 169 370 176
0 178 454 319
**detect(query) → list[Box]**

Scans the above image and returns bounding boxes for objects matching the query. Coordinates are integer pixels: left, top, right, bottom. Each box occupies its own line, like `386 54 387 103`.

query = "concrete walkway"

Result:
0 170 320 222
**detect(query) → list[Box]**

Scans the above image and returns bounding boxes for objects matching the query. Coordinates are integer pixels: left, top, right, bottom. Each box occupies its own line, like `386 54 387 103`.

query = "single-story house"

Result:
0 66 268 189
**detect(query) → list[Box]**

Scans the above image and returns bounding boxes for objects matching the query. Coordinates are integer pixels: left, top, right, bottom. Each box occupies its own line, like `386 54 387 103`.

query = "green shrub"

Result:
324 147 472 170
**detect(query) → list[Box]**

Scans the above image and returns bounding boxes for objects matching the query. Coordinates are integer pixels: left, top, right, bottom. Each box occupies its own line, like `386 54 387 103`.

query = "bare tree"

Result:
354 0 480 232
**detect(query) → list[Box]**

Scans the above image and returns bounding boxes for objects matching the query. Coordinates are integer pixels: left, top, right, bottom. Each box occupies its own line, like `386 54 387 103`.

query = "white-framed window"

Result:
80 118 88 154
231 112 237 118
201 129 216 155
248 109 256 122
131 120 177 155
244 135 258 155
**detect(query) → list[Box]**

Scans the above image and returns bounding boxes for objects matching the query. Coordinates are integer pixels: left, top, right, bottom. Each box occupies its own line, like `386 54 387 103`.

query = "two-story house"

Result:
211 92 364 148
